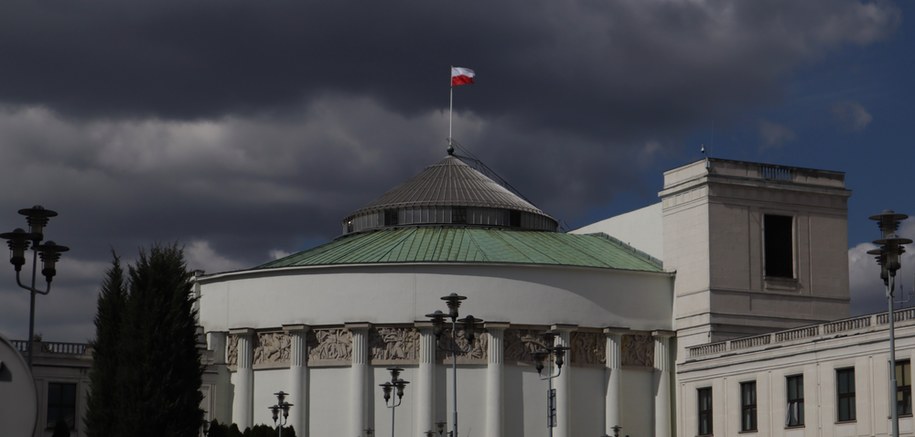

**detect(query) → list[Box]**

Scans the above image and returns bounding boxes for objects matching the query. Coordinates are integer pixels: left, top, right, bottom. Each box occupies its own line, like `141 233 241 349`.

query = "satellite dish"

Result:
0 333 37 436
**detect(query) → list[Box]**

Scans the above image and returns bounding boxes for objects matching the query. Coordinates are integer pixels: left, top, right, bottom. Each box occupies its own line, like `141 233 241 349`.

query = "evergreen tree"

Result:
116 244 204 436
85 253 127 437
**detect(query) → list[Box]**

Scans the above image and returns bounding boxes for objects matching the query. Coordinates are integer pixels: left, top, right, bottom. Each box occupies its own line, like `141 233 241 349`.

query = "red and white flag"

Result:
451 67 475 87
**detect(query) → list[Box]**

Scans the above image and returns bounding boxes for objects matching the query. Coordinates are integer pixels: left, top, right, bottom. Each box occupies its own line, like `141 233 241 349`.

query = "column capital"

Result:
652 330 676 339
283 324 310 333
550 323 578 333
484 322 510 330
414 320 435 329
344 322 372 331
206 329 229 336
603 327 630 336
229 327 255 336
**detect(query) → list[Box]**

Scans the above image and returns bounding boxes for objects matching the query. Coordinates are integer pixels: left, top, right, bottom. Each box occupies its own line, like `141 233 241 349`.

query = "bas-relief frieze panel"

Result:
370 327 420 363
227 334 238 367
570 332 605 367
437 329 487 364
621 334 654 367
308 328 352 366
253 331 291 368
226 325 641 370
504 329 551 364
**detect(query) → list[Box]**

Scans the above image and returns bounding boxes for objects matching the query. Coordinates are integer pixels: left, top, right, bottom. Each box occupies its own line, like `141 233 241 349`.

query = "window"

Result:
698 387 713 436
452 206 467 224
384 209 398 226
741 381 757 432
47 382 77 429
836 368 856 422
786 374 804 427
509 210 521 227
764 214 794 278
898 360 912 416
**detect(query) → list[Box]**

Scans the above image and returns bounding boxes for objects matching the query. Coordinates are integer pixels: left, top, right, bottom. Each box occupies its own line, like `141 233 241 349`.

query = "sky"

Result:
0 0 913 343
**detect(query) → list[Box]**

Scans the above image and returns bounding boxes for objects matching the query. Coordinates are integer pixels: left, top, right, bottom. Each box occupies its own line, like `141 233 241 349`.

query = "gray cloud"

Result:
0 0 903 342
758 119 797 150
832 100 873 131
848 219 915 315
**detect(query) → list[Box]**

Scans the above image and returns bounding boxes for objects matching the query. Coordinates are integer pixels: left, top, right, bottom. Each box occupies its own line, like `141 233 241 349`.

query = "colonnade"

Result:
216 325 674 437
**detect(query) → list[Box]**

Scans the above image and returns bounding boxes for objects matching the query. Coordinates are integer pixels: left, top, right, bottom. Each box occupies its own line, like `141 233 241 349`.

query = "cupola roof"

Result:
342 155 558 234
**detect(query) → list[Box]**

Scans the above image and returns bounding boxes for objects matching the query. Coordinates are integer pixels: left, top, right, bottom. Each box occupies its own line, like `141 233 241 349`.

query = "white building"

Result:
18 155 912 437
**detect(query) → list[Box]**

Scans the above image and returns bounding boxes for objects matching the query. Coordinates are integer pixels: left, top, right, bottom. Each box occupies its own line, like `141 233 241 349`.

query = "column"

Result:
485 323 508 437
603 328 624 434
230 328 255 430
285 325 310 437
653 330 674 437
552 324 576 437
347 323 371 437
415 323 436 436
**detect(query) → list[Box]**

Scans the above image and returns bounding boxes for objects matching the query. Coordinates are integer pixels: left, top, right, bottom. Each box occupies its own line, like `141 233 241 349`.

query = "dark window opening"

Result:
698 387 713 436
384 209 398 226
837 367 856 422
47 382 77 429
453 207 466 224
898 360 912 416
786 374 805 427
509 210 521 227
741 381 757 432
764 214 794 278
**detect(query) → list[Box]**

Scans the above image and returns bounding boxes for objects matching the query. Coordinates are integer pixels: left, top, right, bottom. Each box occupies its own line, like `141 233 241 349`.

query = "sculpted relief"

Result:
504 329 550 363
309 328 352 363
227 334 238 367
253 332 291 367
370 327 419 362
570 332 605 366
621 334 654 367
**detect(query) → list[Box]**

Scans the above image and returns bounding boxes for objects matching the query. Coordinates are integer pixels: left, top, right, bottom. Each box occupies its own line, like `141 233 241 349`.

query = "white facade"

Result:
22 156 892 437
199 263 676 437
679 310 915 437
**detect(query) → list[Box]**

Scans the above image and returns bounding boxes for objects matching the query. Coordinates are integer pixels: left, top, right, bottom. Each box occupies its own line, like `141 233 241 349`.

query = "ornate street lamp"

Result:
379 367 409 437
268 390 293 437
426 293 483 437
868 210 911 437
0 205 68 367
531 331 570 437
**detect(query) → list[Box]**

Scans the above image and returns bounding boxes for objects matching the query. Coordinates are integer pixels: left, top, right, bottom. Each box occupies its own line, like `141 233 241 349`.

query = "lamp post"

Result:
531 331 570 437
379 367 409 437
0 205 68 367
426 293 483 437
868 210 911 437
268 390 293 437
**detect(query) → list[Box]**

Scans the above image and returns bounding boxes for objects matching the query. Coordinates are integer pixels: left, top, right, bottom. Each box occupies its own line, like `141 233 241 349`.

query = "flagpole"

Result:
449 66 454 148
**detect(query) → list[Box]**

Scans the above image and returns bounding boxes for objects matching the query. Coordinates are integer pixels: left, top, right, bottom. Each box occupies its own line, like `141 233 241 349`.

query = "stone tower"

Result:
660 158 851 353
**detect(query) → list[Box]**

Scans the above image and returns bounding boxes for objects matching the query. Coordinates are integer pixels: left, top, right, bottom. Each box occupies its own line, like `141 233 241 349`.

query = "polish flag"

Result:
451 67 475 87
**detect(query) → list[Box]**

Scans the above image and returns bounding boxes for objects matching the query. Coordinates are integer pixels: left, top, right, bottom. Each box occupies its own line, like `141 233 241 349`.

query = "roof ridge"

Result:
580 232 662 267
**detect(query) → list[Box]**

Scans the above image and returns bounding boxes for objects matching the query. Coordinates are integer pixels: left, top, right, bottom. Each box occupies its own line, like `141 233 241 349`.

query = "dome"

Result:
342 155 558 234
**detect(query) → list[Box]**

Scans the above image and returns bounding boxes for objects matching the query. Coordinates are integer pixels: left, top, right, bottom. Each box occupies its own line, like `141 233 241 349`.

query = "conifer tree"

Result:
116 244 204 437
85 253 127 437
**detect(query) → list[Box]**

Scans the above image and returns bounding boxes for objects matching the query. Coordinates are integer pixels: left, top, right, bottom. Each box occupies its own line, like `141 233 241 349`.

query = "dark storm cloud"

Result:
0 1 899 134
0 0 902 342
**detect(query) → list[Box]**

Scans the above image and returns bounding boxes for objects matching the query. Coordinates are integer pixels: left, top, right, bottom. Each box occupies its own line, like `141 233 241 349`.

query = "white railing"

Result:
688 309 915 358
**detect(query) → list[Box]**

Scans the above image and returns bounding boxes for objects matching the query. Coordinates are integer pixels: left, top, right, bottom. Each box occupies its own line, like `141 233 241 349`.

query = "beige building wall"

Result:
661 159 851 354
679 311 915 437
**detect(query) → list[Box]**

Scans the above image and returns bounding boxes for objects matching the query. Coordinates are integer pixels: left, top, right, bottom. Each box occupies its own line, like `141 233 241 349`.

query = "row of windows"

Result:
697 361 912 435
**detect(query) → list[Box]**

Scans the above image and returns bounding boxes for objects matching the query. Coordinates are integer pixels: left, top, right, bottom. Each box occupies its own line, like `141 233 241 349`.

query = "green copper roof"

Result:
258 227 662 272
